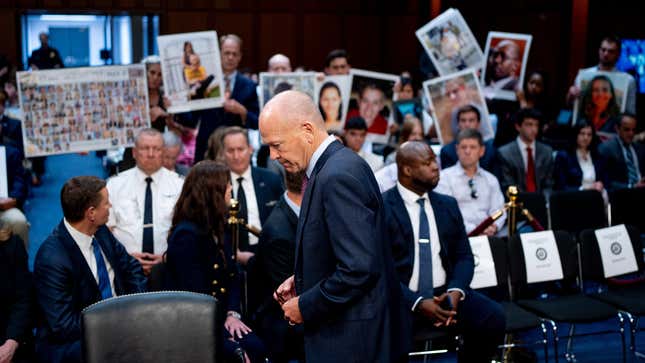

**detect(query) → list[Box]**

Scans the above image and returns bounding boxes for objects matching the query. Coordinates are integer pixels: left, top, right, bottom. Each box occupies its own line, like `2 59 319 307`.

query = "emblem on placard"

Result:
610 242 622 255
535 247 547 261
473 253 480 267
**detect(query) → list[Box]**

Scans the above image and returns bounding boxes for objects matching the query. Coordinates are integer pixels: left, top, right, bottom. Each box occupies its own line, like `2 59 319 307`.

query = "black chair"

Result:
81 291 218 363
518 192 549 230
408 327 457 363
550 190 607 235
579 225 645 357
609 188 645 231
508 231 625 362
484 237 553 363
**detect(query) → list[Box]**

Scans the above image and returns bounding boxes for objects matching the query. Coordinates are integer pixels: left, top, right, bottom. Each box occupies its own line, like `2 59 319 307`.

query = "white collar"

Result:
231 166 252 182
135 166 164 183
396 181 429 205
516 136 536 151
306 135 337 179
64 218 94 249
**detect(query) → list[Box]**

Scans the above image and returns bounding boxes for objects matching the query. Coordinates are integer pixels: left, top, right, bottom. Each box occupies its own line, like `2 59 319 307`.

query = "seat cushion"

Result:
517 294 617 323
591 289 645 315
501 301 543 332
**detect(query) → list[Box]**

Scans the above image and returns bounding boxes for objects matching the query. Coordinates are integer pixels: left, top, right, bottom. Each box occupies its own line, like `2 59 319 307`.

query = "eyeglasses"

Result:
468 178 478 199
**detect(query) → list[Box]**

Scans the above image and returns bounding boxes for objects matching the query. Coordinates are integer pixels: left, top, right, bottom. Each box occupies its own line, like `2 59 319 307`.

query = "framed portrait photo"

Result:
348 69 399 144
314 75 351 132
481 31 532 101
259 71 317 109
572 69 630 131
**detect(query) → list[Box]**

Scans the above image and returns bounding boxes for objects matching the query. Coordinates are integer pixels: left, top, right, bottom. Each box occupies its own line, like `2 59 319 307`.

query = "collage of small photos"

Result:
18 65 150 157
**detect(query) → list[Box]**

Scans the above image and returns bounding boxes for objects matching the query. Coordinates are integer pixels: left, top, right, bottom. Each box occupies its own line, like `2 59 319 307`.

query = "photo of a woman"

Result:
318 82 343 131
578 74 620 132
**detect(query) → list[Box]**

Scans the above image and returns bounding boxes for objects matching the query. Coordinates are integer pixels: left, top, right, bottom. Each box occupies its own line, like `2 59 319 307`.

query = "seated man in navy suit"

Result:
194 34 259 163
383 141 505 363
599 113 645 190
439 104 496 172
33 176 146 363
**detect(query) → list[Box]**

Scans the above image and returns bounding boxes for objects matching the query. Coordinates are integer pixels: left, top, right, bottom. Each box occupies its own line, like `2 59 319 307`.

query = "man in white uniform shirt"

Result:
435 129 506 236
107 128 184 274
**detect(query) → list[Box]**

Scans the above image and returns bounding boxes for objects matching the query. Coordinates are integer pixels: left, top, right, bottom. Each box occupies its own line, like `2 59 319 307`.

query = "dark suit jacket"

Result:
194 73 259 163
165 220 241 315
257 196 297 292
251 167 284 226
554 150 608 191
497 140 554 194
0 235 32 346
382 188 474 309
34 222 146 363
295 140 409 363
599 137 645 191
3 143 28 205
0 115 24 155
440 138 497 173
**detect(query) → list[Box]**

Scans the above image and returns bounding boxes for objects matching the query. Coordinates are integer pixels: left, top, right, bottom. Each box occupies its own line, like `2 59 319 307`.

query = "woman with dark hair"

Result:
578 74 621 132
554 120 608 191
165 161 266 363
318 82 343 131
182 41 195 69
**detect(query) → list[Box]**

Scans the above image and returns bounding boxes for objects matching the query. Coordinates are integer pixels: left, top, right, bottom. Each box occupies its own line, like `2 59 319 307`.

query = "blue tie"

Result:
142 177 154 253
624 143 639 186
92 238 113 300
416 198 433 297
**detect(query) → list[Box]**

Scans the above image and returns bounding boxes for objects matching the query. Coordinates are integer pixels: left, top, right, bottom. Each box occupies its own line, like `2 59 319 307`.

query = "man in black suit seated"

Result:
254 171 305 363
33 176 146 363
383 141 505 363
0 229 33 363
599 113 645 190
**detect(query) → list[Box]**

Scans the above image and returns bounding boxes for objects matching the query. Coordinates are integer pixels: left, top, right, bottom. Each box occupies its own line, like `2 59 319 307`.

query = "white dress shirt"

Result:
435 163 507 233
107 166 184 254
283 191 300 216
306 135 337 178
516 137 536 172
231 166 261 246
576 149 597 189
375 163 398 193
64 219 116 296
396 182 447 292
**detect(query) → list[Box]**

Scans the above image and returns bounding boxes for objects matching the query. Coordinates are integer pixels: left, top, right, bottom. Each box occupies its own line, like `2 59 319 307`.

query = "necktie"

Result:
236 177 249 250
416 198 434 297
624 142 640 186
525 146 537 192
225 75 231 94
92 238 113 300
301 173 310 195
142 177 154 253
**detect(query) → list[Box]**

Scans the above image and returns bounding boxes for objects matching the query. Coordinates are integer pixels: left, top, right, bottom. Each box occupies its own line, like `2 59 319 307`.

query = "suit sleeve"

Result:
34 245 82 342
241 84 259 130
444 198 474 292
109 232 147 293
497 150 514 192
258 227 294 290
298 171 381 322
541 148 555 193
5 238 33 343
553 152 569 191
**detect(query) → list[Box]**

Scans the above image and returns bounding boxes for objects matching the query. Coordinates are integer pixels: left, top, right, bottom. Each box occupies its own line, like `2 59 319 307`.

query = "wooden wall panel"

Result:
302 13 342 70
0 10 18 66
383 15 419 74
258 13 296 71
343 15 380 71
210 13 254 69
165 11 209 34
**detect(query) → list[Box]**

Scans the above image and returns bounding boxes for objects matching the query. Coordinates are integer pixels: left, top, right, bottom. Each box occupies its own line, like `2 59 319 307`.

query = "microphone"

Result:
233 346 246 363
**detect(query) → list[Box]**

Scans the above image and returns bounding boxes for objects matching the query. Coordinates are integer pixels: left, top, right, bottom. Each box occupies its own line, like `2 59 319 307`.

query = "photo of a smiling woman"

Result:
318 81 344 131
578 74 621 132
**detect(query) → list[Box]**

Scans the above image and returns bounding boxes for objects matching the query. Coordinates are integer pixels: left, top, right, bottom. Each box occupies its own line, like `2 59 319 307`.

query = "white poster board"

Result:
0 146 7 198
415 8 484 76
158 31 225 113
17 65 150 157
348 69 399 144
594 225 638 278
520 230 564 284
481 32 533 101
468 236 498 289
315 75 352 132
259 72 318 108
572 70 630 126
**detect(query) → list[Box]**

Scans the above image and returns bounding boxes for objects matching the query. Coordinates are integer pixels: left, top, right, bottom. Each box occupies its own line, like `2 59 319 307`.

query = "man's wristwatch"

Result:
227 311 242 320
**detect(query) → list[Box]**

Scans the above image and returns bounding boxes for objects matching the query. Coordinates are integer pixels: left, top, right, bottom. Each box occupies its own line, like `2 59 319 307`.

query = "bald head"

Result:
259 90 329 173
396 141 439 194
268 53 292 73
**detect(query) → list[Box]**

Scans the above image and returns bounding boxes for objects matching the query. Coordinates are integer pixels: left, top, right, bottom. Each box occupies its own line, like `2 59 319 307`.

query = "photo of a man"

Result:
481 32 532 101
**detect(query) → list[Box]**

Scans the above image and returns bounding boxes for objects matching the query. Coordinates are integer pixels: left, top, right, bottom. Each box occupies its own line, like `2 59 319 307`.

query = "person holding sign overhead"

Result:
383 141 505 363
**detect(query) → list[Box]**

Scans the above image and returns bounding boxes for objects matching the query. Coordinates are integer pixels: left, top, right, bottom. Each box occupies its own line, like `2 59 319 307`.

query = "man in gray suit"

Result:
599 113 645 191
497 108 554 194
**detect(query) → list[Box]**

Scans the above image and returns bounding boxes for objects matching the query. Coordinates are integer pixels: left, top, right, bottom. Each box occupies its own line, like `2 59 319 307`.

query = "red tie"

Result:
525 146 536 192
301 174 310 195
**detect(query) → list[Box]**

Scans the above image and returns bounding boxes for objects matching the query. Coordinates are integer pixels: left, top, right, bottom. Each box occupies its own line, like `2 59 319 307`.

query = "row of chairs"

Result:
518 187 645 235
412 225 644 362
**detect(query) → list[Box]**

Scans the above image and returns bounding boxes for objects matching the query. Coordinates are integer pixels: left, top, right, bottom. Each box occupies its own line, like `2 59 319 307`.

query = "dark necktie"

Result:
416 198 434 297
142 176 154 253
525 146 537 192
92 238 113 300
624 142 639 186
225 75 231 94
236 176 249 250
